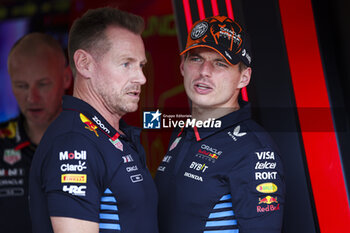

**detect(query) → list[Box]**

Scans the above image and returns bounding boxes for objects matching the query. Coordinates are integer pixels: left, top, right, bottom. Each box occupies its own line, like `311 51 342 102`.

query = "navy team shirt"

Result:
0 116 36 233
29 95 158 233
155 102 285 233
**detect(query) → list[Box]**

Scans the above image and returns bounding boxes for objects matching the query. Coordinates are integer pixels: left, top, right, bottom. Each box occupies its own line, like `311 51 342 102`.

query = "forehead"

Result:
9 49 63 81
104 26 145 58
187 47 225 60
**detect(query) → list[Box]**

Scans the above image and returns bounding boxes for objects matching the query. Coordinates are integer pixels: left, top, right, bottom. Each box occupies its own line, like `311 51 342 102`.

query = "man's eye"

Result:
14 84 28 89
38 82 50 87
189 57 201 62
123 62 130 68
216 62 228 68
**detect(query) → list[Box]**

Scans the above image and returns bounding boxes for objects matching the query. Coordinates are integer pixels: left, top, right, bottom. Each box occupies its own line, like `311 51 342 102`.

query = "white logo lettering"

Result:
62 185 86 196
162 155 172 163
157 166 166 172
255 172 278 180
225 51 232 60
189 161 208 173
256 151 275 160
200 144 222 155
0 178 24 186
130 174 143 183
184 172 203 182
122 155 134 163
255 161 277 170
162 118 221 128
0 168 25 177
242 49 251 64
59 151 87 161
0 187 24 197
60 161 87 172
126 165 138 172
228 125 246 141
92 116 110 134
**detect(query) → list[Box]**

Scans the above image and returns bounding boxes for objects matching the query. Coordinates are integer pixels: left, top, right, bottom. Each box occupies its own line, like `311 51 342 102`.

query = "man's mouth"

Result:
195 83 212 90
27 108 44 115
126 90 140 97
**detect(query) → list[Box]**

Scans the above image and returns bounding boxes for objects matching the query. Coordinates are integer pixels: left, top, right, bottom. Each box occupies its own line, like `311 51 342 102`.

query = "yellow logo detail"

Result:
256 182 278 193
61 174 87 183
80 113 99 137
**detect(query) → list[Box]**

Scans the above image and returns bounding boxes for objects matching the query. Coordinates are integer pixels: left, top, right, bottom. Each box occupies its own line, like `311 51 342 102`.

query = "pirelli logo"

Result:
61 174 87 183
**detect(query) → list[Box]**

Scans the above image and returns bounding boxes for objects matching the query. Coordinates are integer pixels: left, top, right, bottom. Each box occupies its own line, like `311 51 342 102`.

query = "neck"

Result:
73 78 122 132
24 120 49 145
191 102 240 122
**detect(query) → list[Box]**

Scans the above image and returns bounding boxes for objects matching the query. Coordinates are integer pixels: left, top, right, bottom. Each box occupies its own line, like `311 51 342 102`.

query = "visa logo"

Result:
256 151 275 160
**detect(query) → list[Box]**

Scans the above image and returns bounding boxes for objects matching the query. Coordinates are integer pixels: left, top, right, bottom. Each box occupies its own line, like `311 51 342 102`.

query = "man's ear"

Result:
73 49 94 78
238 67 252 89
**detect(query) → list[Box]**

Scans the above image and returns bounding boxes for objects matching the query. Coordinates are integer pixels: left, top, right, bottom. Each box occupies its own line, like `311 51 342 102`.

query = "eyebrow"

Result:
119 56 147 65
12 77 51 83
188 52 228 63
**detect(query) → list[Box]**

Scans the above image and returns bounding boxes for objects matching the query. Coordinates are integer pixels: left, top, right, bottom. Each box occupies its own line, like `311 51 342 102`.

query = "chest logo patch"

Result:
3 149 21 165
122 154 134 163
169 137 181 151
196 144 223 163
109 138 123 151
227 125 247 141
130 174 143 183
256 182 278 194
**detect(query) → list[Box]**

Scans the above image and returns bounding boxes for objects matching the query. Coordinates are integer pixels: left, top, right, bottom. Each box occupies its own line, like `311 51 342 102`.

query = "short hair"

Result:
8 32 66 68
238 62 248 73
68 7 145 77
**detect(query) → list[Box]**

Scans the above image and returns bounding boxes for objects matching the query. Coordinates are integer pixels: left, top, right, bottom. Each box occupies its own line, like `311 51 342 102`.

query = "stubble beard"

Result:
98 85 140 115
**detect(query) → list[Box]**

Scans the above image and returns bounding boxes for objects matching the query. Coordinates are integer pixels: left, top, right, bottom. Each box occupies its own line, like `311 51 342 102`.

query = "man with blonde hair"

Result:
0 32 71 232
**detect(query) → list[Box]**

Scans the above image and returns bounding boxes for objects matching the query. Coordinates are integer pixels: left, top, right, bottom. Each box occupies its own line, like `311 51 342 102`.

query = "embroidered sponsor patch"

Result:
3 149 21 165
256 182 278 193
61 174 87 183
80 113 99 137
63 185 86 196
169 137 181 151
109 138 123 151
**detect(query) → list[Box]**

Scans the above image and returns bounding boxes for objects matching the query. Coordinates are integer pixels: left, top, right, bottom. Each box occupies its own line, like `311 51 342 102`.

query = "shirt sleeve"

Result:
227 147 285 233
41 133 105 222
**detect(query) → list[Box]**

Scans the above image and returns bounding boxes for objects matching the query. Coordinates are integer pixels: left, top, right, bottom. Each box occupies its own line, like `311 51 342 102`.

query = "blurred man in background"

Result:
0 32 71 232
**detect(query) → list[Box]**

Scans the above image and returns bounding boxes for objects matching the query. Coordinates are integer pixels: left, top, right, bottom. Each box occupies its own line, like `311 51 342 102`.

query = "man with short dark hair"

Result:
155 16 285 233
0 32 71 233
29 7 158 233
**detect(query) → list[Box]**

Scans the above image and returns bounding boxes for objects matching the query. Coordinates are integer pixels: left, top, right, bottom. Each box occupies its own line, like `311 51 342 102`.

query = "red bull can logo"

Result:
0 122 17 139
80 113 99 137
258 195 278 204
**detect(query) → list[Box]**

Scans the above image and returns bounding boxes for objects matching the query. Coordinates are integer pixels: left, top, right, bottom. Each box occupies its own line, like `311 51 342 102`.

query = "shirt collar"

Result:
62 95 141 141
178 101 252 141
14 115 36 150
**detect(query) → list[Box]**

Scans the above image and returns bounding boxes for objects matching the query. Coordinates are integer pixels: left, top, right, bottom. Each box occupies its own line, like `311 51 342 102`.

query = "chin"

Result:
190 98 213 108
121 104 139 113
28 118 51 126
